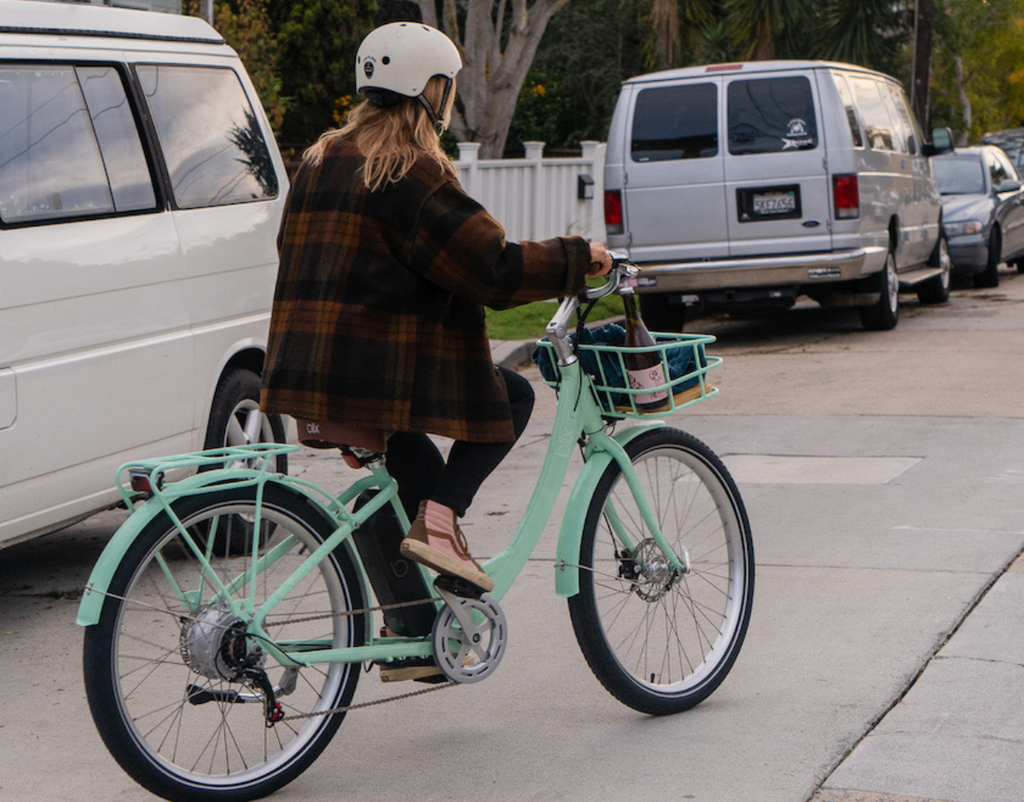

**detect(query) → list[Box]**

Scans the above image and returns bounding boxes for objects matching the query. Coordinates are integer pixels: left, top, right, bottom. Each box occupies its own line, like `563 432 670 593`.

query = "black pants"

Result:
384 366 534 520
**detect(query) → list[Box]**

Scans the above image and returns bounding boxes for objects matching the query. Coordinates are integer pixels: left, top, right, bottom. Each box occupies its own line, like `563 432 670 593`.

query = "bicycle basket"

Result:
532 324 721 419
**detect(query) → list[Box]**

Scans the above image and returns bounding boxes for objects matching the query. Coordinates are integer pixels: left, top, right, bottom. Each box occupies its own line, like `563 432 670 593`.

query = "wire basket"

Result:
534 330 721 419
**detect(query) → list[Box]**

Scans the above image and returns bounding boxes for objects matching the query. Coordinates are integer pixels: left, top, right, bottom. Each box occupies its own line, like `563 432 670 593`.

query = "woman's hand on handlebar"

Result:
587 241 613 276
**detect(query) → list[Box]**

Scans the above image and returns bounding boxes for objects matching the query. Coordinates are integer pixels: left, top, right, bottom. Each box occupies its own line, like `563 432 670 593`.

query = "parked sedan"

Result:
932 145 1024 288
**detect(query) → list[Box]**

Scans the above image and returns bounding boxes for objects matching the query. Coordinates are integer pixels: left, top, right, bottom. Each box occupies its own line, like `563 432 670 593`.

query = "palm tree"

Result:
722 0 814 60
649 0 717 69
819 0 908 73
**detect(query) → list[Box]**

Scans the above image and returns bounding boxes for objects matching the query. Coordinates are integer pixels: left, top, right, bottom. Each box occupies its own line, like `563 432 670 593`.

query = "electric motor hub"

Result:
179 604 256 680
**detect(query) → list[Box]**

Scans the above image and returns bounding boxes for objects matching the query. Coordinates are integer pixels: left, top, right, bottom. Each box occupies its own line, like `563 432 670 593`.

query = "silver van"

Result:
603 60 954 331
0 1 288 547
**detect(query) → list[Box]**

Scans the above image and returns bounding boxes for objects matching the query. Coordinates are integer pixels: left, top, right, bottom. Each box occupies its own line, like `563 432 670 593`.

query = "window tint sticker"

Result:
782 118 814 150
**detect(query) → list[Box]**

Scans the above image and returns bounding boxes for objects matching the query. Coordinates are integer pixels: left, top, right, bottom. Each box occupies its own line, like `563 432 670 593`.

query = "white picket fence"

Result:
453 140 607 243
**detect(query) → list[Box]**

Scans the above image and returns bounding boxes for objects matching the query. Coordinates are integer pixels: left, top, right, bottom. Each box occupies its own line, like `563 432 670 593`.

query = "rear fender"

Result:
76 476 367 629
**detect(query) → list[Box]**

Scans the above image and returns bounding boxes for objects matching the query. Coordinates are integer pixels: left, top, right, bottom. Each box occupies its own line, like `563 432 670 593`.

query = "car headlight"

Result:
944 220 984 237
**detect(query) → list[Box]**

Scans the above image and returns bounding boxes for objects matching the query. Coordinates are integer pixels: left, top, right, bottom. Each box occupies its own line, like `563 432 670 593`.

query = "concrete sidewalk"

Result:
812 551 1024 802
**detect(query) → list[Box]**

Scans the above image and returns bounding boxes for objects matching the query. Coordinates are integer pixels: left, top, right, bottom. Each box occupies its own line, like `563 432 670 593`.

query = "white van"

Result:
0 1 288 547
603 60 954 331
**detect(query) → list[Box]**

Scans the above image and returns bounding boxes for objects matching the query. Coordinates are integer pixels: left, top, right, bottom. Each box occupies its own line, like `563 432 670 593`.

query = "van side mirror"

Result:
996 178 1022 193
923 127 955 156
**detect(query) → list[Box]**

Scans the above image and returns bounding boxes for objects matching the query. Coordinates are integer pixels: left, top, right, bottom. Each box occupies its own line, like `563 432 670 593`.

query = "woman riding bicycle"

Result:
261 21 612 594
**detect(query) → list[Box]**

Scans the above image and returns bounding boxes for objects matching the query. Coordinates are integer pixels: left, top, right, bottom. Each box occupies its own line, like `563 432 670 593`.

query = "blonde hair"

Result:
305 76 457 191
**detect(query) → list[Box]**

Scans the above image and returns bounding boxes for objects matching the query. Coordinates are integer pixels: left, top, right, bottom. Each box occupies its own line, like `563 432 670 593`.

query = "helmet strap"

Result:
417 76 454 134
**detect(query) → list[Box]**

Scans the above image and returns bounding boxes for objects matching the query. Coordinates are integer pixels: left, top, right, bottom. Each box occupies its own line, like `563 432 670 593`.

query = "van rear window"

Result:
630 83 718 162
727 76 817 155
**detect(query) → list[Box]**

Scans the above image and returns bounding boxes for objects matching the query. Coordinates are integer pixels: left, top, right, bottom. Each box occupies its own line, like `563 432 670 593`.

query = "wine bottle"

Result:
622 288 669 411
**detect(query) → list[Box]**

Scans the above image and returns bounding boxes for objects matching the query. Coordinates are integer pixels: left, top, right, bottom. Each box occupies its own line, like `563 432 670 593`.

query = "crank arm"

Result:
434 583 490 661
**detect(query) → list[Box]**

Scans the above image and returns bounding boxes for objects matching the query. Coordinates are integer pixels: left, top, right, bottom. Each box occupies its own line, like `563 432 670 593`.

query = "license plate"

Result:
752 191 796 215
737 184 802 222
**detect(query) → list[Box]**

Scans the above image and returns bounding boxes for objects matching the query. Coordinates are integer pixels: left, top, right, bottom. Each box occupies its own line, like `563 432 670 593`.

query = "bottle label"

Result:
627 364 668 406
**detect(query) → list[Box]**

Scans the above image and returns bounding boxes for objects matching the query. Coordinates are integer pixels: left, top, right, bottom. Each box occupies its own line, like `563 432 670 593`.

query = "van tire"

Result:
204 367 287 460
201 367 288 553
859 249 900 331
975 228 1001 288
917 234 951 305
639 294 687 332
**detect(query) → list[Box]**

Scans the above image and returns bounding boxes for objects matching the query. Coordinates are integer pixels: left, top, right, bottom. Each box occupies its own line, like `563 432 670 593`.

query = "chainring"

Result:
431 590 507 684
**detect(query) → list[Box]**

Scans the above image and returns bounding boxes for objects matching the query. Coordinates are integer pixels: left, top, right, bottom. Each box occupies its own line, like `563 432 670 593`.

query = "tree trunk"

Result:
651 0 680 68
954 54 972 142
911 0 934 129
417 0 570 158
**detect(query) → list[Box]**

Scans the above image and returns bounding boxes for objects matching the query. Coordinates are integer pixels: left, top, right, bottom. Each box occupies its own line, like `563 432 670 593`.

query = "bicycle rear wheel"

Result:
82 483 366 802
568 427 753 715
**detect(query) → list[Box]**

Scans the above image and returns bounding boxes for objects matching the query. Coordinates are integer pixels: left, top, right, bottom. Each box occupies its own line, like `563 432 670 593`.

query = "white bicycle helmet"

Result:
356 22 462 131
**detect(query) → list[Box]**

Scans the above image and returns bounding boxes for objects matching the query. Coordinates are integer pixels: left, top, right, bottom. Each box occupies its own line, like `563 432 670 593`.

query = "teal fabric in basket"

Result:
532 324 706 409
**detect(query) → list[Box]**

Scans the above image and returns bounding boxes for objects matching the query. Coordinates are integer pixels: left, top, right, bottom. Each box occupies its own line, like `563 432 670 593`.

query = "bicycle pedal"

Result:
433 575 483 599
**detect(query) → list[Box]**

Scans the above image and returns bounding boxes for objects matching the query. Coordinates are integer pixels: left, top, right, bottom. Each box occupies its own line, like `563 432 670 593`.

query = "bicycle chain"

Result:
264 595 436 627
278 680 457 722
269 596 461 722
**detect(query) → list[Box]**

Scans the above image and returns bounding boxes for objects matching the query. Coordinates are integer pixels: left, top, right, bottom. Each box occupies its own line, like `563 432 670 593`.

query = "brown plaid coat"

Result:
260 137 592 444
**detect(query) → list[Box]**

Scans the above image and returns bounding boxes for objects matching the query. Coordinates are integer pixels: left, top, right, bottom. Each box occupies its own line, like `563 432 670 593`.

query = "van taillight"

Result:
604 190 624 235
833 174 859 219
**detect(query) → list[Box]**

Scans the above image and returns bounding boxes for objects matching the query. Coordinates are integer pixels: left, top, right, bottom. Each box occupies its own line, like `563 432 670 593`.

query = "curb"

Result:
491 339 538 370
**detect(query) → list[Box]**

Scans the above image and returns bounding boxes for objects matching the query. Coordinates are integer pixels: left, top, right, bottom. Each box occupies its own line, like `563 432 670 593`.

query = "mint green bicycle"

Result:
77 260 753 802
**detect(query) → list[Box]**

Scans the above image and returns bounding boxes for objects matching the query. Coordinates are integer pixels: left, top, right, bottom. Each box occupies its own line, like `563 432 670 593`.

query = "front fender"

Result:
554 422 663 598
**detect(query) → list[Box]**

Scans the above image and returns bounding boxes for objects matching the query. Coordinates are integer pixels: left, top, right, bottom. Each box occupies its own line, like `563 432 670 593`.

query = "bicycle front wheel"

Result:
568 427 753 715
82 483 366 802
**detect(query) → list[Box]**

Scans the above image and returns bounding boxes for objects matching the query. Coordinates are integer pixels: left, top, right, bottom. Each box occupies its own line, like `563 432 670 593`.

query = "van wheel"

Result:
201 367 288 553
917 234 951 304
859 249 899 331
975 228 1000 288
639 294 687 332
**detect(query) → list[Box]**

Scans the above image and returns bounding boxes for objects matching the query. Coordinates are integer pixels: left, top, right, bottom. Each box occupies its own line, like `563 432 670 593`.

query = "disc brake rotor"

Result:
633 538 677 602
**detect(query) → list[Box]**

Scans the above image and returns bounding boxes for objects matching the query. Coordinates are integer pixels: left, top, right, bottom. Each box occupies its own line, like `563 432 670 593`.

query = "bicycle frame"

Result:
77 287 702 672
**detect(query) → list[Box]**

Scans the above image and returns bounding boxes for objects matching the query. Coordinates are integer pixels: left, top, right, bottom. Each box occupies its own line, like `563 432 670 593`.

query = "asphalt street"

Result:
2 268 1023 802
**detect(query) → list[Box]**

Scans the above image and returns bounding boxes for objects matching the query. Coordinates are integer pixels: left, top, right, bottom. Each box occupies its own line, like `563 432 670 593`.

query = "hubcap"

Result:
885 257 899 312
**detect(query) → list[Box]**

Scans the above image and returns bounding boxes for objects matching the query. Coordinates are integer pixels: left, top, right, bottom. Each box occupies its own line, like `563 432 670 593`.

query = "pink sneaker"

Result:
400 501 494 593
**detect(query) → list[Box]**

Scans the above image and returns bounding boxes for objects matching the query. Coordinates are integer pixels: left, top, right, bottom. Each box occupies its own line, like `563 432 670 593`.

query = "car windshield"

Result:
933 156 986 195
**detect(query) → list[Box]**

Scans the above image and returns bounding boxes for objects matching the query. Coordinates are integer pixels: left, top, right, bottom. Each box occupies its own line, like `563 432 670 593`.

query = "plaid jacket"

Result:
260 137 592 444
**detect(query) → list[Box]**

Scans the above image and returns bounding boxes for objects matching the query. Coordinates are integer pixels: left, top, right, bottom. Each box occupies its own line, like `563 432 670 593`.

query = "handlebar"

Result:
581 250 638 302
546 252 638 355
